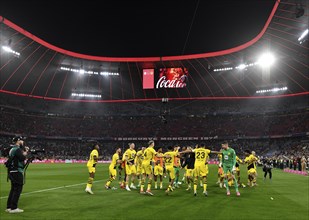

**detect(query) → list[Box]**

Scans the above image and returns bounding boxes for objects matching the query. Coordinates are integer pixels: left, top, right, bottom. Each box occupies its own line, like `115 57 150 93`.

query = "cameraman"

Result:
5 136 29 214
263 157 273 181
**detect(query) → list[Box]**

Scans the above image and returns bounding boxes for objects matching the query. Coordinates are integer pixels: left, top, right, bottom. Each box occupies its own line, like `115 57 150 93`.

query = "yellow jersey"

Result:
244 154 258 170
236 156 242 164
110 153 119 168
87 149 99 167
135 150 144 166
142 147 156 165
123 149 137 163
163 151 178 168
193 148 211 166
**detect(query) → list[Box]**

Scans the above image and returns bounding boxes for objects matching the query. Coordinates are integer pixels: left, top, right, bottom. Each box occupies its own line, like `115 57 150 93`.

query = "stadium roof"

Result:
0 0 276 57
0 0 308 102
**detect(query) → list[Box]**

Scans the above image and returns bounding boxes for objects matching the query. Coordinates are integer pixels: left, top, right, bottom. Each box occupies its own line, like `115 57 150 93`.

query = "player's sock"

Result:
106 177 114 187
160 181 163 189
147 184 151 191
224 178 229 191
186 183 191 190
155 182 158 189
175 175 179 185
140 178 145 191
234 176 239 191
203 178 207 192
167 185 171 191
147 178 152 191
86 177 94 189
193 177 198 192
203 184 207 192
147 182 152 191
253 178 257 185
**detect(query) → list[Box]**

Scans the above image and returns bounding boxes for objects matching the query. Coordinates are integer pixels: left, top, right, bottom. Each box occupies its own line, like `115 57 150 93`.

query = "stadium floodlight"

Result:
255 86 287 94
235 62 258 70
60 66 119 76
79 69 85 75
100 71 119 76
71 93 101 98
213 67 233 72
257 53 275 67
236 64 246 70
2 46 20 57
298 29 308 44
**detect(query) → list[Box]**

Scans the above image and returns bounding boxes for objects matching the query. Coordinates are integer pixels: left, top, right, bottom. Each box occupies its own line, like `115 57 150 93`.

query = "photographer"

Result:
263 157 273 181
5 136 29 214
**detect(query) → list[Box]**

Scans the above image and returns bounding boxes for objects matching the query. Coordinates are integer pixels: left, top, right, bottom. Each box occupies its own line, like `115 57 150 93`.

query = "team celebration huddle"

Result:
85 140 259 197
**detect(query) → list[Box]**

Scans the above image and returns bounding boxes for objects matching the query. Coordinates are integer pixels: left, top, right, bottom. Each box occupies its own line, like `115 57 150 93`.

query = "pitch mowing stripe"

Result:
0 180 105 199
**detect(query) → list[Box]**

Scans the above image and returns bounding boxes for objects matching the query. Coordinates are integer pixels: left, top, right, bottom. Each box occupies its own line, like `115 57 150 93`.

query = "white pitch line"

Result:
0 180 105 199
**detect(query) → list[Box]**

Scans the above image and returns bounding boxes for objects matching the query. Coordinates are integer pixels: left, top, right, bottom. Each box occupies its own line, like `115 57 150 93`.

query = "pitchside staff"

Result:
5 136 29 214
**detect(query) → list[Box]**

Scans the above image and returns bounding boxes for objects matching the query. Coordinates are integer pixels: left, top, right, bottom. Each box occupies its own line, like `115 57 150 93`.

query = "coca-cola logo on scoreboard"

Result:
156 68 189 89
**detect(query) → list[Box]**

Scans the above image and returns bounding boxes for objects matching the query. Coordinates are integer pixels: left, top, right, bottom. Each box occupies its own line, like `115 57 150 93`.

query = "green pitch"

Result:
0 164 308 220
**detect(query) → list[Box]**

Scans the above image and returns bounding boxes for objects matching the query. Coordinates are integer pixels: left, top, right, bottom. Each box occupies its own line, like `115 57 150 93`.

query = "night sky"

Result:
0 0 276 57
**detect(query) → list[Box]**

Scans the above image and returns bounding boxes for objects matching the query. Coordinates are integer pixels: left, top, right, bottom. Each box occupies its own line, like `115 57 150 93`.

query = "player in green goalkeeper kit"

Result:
220 141 240 196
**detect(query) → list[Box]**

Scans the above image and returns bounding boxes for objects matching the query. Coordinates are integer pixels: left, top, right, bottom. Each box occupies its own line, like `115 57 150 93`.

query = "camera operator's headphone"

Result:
12 136 24 143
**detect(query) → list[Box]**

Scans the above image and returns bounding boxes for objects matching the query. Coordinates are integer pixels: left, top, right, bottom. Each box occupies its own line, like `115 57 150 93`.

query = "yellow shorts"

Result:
125 164 136 175
194 164 207 177
186 169 194 177
166 166 175 179
154 165 163 176
109 165 117 177
142 163 153 175
87 166 95 173
136 165 142 175
248 168 256 175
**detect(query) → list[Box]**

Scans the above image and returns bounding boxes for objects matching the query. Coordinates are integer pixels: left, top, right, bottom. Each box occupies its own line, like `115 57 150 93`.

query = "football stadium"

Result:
0 0 308 219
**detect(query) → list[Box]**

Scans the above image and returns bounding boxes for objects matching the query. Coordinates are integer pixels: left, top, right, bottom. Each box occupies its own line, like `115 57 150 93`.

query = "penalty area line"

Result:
0 180 105 199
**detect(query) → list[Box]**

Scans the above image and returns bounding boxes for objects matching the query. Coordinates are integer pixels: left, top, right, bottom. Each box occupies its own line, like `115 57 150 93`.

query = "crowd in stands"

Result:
0 109 307 138
0 93 307 117
0 94 308 170
0 136 308 171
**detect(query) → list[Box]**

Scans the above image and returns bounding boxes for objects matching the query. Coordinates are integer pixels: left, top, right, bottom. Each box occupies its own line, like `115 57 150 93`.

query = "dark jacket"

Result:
7 145 26 173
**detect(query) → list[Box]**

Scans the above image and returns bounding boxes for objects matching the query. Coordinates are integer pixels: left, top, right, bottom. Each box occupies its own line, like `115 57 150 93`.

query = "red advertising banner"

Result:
143 69 154 89
157 68 188 89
